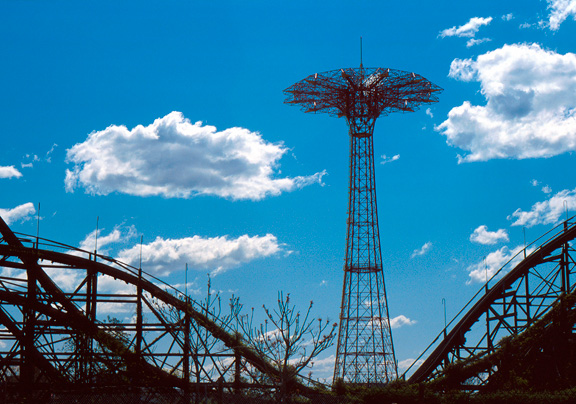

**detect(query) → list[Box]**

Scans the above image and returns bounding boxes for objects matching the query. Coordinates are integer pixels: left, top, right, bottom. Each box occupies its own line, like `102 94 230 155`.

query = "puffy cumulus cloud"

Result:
117 233 282 276
448 58 477 82
438 44 576 162
467 245 531 284
470 225 509 245
0 165 22 179
439 16 493 38
411 241 432 258
0 203 36 225
509 188 576 227
390 315 417 329
544 0 576 30
65 111 325 201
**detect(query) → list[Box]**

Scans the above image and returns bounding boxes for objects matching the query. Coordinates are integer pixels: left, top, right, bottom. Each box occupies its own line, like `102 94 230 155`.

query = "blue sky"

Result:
2 0 576 381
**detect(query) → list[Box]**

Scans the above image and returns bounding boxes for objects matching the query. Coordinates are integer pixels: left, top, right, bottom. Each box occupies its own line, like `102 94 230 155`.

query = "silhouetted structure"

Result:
407 217 576 390
2 204 576 393
0 215 313 398
285 64 441 384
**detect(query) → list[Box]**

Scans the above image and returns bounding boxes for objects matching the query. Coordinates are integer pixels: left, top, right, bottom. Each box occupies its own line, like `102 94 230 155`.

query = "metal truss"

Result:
285 65 442 384
0 216 301 394
408 218 576 389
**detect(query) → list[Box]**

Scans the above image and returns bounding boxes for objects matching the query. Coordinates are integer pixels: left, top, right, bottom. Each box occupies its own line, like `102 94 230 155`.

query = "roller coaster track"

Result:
0 216 303 394
407 217 576 389
4 211 575 394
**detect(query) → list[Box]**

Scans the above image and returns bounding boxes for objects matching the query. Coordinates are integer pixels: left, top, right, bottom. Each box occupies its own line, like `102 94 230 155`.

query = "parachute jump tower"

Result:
284 62 442 384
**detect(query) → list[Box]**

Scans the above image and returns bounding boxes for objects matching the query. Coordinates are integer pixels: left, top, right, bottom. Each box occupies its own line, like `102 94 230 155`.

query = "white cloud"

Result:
531 179 540 187
41 227 139 294
467 245 529 284
78 225 137 255
425 108 434 118
44 267 83 292
44 143 58 163
390 315 416 329
0 166 22 179
307 354 335 383
438 44 576 162
0 203 36 225
398 358 424 372
44 268 135 298
170 281 201 296
411 242 432 258
368 315 415 330
544 0 576 30
24 154 40 163
440 16 493 38
0 267 25 282
97 273 136 295
466 38 491 48
117 233 282 276
380 154 400 165
448 58 477 82
502 13 514 21
470 225 509 245
20 144 58 169
509 187 576 227
309 354 335 374
542 185 553 194
65 111 325 201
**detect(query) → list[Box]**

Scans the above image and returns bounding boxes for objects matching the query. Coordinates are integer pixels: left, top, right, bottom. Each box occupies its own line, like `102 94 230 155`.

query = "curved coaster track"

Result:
0 216 304 396
2 213 576 395
407 217 576 390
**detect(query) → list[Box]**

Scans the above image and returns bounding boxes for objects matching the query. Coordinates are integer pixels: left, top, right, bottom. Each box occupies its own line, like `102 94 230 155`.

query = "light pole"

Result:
441 298 447 338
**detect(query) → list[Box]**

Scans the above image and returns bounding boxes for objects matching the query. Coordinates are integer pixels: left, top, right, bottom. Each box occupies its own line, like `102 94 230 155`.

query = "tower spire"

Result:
360 37 363 69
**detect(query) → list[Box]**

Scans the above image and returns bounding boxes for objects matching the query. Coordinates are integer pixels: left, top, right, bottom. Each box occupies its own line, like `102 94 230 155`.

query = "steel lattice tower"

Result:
284 64 441 384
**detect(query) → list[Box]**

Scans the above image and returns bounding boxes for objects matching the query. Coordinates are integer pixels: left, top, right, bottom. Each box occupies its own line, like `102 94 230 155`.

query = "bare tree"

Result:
236 292 337 403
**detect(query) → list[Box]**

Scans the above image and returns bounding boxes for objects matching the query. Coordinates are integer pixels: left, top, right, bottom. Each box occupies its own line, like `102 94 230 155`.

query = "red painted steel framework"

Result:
285 65 442 384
